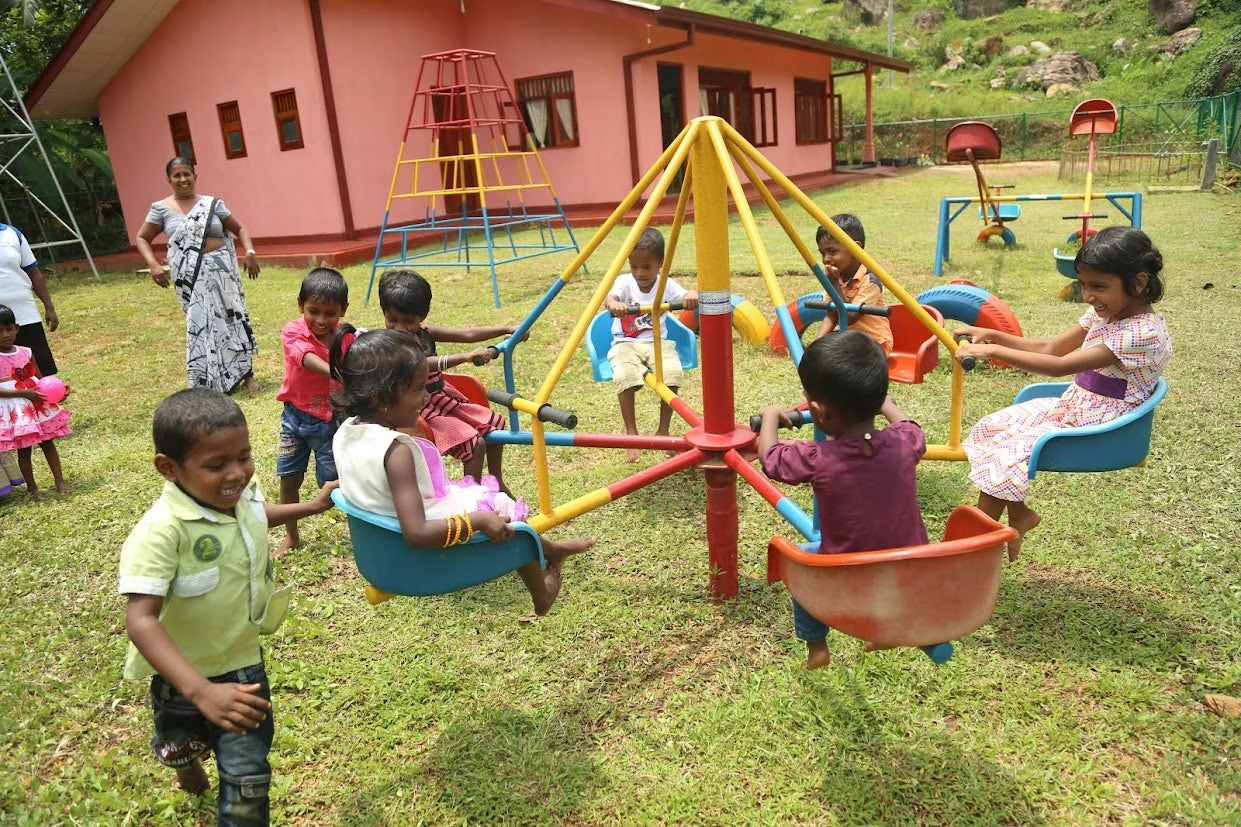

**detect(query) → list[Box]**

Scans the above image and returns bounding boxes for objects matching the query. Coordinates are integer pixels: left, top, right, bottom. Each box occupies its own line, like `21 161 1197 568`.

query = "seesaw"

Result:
1053 99 1119 278
945 121 1019 245
933 102 1142 278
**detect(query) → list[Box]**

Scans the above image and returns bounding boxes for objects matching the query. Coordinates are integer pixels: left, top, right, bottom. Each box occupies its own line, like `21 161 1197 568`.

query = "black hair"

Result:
815 214 866 248
152 388 247 463
298 267 349 307
377 269 432 317
329 324 427 417
0 304 15 326
798 331 889 423
631 227 666 261
165 156 195 177
1074 225 1165 303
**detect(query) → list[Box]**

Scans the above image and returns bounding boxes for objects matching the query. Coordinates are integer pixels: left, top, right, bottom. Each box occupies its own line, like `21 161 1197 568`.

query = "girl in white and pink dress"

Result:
328 326 594 617
955 227 1171 560
0 303 71 500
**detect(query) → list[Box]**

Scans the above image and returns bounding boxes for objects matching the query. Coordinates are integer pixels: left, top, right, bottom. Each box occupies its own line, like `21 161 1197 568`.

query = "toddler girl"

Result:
0 303 70 500
956 226 1171 560
329 326 594 616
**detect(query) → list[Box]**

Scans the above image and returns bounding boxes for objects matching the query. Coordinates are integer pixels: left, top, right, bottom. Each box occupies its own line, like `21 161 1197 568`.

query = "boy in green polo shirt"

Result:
120 389 336 825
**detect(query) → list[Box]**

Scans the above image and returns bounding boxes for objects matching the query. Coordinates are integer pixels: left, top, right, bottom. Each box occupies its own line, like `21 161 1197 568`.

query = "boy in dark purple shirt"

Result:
759 330 929 669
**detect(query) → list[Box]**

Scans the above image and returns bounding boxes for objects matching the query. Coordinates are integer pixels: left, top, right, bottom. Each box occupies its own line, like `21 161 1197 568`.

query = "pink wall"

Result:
98 0 851 244
461 0 655 209
101 0 341 243
318 0 465 231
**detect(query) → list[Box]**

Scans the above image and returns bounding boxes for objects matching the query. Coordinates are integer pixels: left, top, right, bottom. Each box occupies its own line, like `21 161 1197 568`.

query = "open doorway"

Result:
658 62 685 194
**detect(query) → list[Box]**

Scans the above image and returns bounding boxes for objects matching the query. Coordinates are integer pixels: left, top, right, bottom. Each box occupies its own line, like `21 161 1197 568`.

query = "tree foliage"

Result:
1 1 124 255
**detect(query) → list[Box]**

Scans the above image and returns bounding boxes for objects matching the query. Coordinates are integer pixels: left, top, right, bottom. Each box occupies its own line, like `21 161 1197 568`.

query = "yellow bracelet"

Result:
460 512 474 544
443 515 459 548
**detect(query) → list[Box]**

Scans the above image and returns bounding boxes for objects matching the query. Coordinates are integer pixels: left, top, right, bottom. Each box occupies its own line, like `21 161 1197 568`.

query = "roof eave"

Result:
656 6 913 73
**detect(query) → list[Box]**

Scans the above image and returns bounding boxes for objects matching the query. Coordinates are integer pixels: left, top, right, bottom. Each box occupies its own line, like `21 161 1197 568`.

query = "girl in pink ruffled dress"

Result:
328 325 594 617
0 304 71 500
955 227 1171 560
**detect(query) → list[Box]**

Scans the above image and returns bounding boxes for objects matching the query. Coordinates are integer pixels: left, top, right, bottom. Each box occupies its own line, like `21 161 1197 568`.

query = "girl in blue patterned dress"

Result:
955 226 1171 560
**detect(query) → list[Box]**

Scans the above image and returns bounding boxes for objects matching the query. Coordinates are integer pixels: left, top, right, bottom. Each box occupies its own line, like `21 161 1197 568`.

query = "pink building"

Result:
26 0 909 249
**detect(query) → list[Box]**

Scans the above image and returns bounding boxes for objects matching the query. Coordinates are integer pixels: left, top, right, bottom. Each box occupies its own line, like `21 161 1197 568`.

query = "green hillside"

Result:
678 0 1241 121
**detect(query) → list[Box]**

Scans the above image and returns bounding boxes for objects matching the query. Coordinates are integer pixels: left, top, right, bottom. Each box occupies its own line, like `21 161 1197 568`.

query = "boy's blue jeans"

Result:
149 661 273 827
276 402 343 485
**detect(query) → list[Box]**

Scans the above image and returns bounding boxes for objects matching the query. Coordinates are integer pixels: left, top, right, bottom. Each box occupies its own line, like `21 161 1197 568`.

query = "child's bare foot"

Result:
244 376 261 393
1006 508 1041 561
28 488 42 502
176 760 209 795
532 566 562 616
54 481 70 495
805 641 831 670
862 641 898 653
545 536 596 568
273 535 299 559
625 447 642 463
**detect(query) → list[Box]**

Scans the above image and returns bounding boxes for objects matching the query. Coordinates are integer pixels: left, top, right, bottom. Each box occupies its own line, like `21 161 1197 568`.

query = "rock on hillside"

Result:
951 0 1018 19
1012 51 1100 90
1148 0 1196 35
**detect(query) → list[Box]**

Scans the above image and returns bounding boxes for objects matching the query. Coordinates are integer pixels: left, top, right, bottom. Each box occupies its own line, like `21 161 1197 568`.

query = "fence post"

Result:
1117 104 1125 151
1021 112 1027 159
931 118 938 164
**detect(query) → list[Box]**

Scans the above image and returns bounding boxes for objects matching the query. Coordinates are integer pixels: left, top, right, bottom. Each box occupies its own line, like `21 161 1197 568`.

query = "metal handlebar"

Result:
486 388 578 430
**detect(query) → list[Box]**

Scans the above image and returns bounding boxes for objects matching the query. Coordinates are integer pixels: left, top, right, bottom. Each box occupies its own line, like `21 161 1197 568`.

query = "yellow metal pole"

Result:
722 121 961 358
707 125 787 311
650 165 696 387
534 121 700 407
728 146 820 269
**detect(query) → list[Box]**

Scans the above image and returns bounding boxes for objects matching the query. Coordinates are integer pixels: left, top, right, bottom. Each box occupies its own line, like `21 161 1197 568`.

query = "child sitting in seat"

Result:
956 225 1170 560
378 270 519 493
605 227 698 462
758 331 928 669
329 326 595 618
815 214 893 355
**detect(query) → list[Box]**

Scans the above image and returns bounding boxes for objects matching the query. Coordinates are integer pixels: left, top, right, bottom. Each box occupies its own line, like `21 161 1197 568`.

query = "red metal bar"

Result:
668 395 704 428
571 433 688 450
705 468 739 598
606 449 703 500
722 448 786 509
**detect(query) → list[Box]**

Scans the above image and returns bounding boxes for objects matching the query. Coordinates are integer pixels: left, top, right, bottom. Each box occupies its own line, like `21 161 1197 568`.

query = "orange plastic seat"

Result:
887 303 944 385
766 505 1016 648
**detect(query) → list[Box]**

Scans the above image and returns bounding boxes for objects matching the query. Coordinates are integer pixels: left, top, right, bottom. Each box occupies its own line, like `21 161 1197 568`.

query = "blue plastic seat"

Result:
331 490 546 601
978 203 1020 221
1014 377 1168 479
585 311 699 382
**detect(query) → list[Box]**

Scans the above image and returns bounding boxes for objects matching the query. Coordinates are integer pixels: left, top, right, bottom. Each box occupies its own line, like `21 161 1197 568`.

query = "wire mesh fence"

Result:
838 92 1241 177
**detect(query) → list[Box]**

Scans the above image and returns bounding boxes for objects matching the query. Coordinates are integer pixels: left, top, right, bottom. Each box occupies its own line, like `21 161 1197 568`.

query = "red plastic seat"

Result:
887 303 944 384
442 372 490 407
766 505 1017 648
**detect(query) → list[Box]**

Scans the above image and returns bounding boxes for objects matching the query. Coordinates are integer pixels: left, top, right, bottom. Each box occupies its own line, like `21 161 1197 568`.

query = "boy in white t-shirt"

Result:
604 228 698 462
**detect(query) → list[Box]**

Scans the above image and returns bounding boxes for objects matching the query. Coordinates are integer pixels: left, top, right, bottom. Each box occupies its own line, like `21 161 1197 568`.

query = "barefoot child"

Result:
604 227 699 462
0 303 70 499
815 215 893 354
329 327 594 616
377 270 516 491
120 389 336 823
275 268 348 554
759 331 929 669
956 226 1170 560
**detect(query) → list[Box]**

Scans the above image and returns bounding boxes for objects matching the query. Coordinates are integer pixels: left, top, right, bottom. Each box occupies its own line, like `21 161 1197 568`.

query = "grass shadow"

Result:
986 571 1203 667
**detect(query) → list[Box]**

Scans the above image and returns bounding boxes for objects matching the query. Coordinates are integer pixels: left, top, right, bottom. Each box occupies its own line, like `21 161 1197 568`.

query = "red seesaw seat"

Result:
887 303 945 385
766 505 1017 648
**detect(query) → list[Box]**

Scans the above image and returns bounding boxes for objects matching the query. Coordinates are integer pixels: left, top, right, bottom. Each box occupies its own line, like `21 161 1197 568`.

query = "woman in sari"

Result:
136 157 260 393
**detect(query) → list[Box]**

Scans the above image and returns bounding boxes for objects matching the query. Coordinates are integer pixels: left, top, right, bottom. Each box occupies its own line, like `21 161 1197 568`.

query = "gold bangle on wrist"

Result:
460 512 474 544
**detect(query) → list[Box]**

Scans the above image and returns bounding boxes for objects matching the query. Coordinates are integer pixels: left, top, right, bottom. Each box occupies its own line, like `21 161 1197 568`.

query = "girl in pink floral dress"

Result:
955 227 1170 560
0 304 71 500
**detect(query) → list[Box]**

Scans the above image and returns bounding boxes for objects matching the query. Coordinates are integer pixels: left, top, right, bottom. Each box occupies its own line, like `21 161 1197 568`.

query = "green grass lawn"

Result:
3 163 1238 825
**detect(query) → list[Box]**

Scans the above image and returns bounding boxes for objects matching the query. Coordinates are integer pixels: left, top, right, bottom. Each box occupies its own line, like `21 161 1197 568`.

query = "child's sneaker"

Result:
0 482 12 497
9 477 24 487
